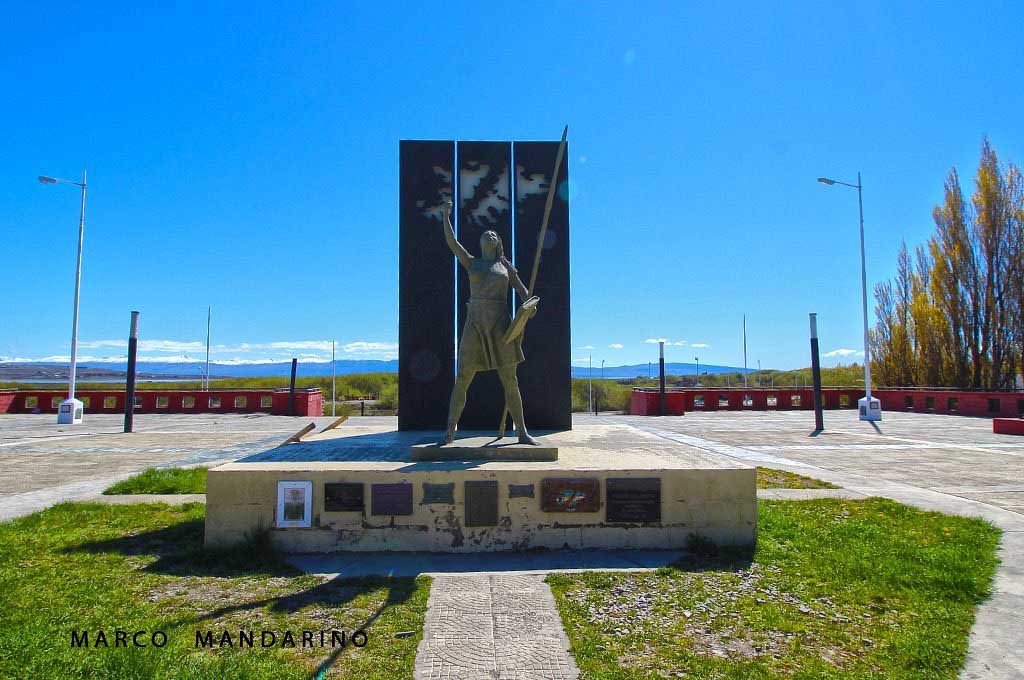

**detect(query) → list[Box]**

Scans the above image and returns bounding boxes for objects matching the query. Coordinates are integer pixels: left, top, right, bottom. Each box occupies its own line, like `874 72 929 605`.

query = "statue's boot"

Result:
518 430 539 446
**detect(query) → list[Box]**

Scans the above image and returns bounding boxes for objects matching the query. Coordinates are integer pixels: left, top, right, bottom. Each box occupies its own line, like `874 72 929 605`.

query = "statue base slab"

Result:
411 436 558 461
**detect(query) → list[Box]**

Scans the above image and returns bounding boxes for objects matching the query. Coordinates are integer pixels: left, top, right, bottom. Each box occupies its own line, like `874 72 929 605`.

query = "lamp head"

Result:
817 177 836 186
38 176 57 184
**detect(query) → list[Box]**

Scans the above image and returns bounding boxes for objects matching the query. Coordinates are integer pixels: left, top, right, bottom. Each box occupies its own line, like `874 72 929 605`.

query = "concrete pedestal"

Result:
204 421 757 553
56 398 84 425
858 396 882 421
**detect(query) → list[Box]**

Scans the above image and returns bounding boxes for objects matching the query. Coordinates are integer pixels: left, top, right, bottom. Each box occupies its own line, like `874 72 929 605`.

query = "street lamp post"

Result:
694 356 699 386
588 355 593 414
39 171 87 425
818 173 881 421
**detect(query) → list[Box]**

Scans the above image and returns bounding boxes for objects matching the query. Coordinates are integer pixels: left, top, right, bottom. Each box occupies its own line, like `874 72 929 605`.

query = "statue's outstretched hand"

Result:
440 198 453 218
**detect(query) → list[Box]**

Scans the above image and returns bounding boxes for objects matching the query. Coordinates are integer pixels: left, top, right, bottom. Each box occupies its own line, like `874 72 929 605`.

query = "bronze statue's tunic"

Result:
458 258 525 373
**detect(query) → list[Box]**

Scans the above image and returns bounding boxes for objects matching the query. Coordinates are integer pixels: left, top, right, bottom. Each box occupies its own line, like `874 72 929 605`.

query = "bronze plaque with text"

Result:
324 482 364 512
606 478 661 523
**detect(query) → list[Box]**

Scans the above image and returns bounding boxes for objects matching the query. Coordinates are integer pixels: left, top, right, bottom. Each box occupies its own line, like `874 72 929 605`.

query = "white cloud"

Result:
578 345 595 350
144 340 206 352
266 340 335 352
691 343 710 348
644 338 668 344
608 343 623 349
10 338 401 364
77 339 127 349
672 341 687 346
824 348 863 358
341 341 398 354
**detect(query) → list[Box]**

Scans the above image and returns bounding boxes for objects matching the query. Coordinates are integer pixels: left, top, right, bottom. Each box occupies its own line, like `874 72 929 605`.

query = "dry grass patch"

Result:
757 467 838 489
549 498 999 679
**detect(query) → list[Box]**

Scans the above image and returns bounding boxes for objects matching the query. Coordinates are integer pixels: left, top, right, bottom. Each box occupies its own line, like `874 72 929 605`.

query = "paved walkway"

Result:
414 574 578 680
0 413 325 521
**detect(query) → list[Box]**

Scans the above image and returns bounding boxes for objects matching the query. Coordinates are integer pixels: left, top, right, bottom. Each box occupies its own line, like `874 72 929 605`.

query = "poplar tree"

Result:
872 138 1024 389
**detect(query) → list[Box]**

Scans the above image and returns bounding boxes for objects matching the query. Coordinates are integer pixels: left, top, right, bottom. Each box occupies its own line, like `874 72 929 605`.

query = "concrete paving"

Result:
0 413 331 520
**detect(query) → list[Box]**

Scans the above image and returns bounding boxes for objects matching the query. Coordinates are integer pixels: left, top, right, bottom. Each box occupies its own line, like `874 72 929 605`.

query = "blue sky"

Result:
2 2 1022 370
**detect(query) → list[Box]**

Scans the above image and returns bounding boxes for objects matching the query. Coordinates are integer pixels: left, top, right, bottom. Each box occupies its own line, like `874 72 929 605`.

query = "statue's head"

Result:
480 230 503 259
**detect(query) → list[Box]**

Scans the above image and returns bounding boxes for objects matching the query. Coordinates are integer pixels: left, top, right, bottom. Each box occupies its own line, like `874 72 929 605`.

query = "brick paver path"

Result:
414 573 579 680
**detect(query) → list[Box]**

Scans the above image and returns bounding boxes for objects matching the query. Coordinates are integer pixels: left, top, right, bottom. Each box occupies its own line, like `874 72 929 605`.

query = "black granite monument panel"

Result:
456 141 514 430
422 482 455 505
371 483 414 516
540 478 599 513
606 478 661 523
324 482 364 512
465 480 499 526
399 140 456 430
514 141 571 431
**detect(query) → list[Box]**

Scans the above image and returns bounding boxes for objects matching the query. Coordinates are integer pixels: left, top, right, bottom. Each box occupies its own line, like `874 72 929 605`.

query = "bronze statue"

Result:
440 199 539 445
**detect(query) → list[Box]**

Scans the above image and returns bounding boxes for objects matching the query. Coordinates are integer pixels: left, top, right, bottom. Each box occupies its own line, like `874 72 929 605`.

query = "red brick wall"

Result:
630 387 1024 418
2 388 322 416
630 390 687 415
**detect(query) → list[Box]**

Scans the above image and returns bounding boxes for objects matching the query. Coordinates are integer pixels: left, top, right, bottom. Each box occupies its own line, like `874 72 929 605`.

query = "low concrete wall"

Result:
205 464 756 553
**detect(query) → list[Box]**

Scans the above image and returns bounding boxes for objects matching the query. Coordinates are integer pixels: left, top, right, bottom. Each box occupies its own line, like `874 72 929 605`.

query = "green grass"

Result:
0 502 430 679
756 467 839 490
548 498 1000 679
104 468 208 495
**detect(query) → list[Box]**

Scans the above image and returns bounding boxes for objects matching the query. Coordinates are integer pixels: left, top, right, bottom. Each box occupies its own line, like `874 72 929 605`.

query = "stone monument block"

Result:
398 140 455 430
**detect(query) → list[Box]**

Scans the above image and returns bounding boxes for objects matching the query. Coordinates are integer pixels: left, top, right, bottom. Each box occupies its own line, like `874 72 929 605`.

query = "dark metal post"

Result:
658 341 666 416
809 313 824 431
288 358 298 416
124 311 139 433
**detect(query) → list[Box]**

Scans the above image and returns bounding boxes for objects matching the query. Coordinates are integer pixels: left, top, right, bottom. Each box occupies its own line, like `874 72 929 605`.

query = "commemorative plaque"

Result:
508 483 535 499
465 480 499 527
606 478 661 523
371 483 414 516
422 482 455 505
324 482 364 512
540 478 600 513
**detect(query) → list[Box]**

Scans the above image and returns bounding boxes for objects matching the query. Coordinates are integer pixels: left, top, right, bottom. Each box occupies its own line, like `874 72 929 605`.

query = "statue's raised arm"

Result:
440 199 472 270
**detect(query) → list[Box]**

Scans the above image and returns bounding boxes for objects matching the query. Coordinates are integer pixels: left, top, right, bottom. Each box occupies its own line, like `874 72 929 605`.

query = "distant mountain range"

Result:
570 362 751 379
2 359 751 381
